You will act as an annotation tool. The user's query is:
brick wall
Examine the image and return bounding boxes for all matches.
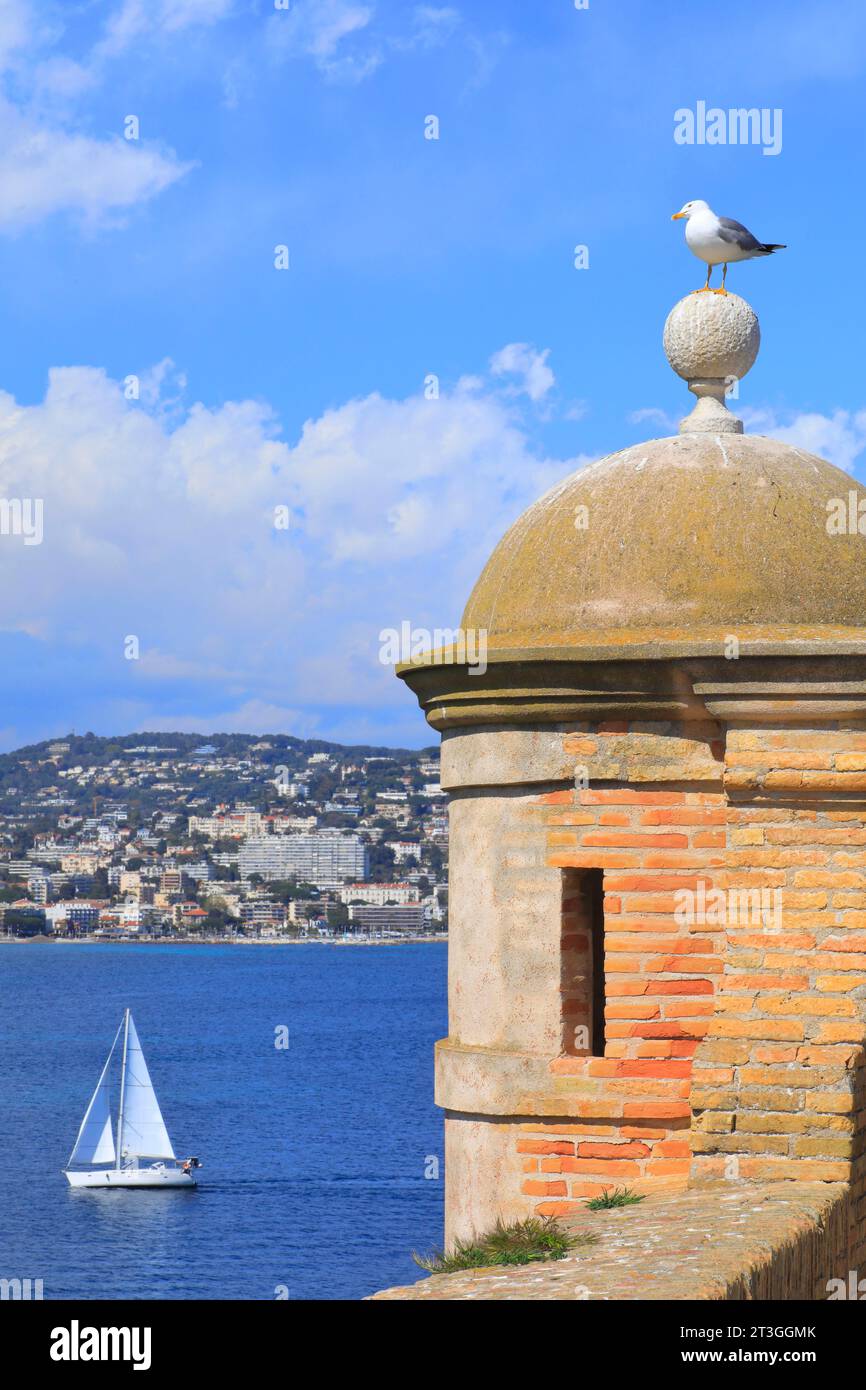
[517,719,725,1215]
[690,726,866,1268]
[513,720,866,1249]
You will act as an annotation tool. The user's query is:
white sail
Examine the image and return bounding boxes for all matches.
[119,1014,176,1160]
[67,1039,117,1167]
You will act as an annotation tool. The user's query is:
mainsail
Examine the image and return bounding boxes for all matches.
[119,1014,176,1160]
[67,1031,119,1167]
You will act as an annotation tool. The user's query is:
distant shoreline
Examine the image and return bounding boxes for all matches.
[0,934,447,947]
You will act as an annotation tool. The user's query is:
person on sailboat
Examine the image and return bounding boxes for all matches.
[181,1158,192,1175]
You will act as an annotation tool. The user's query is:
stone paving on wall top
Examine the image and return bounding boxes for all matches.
[370,1182,852,1301]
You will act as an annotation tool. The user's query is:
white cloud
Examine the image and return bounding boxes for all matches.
[489,343,555,402]
[0,351,586,728]
[284,375,574,566]
[390,6,461,51]
[0,2,194,232]
[297,0,373,58]
[0,98,191,230]
[0,0,33,71]
[628,406,677,432]
[31,56,96,101]
[742,406,866,474]
[99,0,236,57]
[267,0,379,81]
[138,699,318,737]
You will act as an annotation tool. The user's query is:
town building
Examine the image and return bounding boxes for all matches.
[348,904,426,934]
[239,900,287,929]
[45,902,101,933]
[238,834,368,887]
[338,882,420,906]
[390,841,422,863]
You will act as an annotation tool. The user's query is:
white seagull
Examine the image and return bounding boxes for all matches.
[671,199,786,294]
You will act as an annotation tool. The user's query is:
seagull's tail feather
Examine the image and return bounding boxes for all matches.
[759,243,786,254]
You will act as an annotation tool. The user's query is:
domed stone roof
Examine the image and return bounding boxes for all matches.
[461,292,866,658]
[462,430,866,653]
[399,291,866,733]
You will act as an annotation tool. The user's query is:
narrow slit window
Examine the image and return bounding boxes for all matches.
[561,867,605,1057]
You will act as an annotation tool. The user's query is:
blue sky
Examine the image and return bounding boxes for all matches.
[0,0,864,751]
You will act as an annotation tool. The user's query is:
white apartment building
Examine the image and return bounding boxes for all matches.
[270,815,318,833]
[272,778,309,799]
[238,834,368,888]
[239,900,287,928]
[188,810,264,839]
[339,882,420,906]
[390,842,422,863]
[61,852,104,874]
[27,875,50,904]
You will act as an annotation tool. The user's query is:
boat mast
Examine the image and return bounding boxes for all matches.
[116,1008,130,1170]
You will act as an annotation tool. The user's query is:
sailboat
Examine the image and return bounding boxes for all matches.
[64,1010,201,1188]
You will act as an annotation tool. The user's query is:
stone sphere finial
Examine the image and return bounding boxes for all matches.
[663,291,760,435]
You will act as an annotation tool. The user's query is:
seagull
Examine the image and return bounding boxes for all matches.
[671,199,786,294]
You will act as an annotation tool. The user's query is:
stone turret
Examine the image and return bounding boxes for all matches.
[398,293,866,1254]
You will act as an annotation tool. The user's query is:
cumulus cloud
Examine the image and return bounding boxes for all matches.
[0,1,195,232]
[0,349,588,736]
[138,699,319,738]
[489,343,555,402]
[742,406,866,473]
[284,381,569,564]
[0,98,192,230]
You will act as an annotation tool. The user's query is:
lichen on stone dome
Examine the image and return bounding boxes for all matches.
[461,291,866,660]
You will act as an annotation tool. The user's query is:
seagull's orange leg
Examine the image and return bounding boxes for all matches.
[693,264,713,293]
[713,264,729,295]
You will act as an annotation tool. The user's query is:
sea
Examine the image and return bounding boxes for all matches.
[0,941,447,1300]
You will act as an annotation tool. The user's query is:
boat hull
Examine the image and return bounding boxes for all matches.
[65,1168,196,1189]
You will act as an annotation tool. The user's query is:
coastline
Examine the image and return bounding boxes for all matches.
[0,933,447,947]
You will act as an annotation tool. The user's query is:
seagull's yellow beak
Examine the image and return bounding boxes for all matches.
[671,211,686,220]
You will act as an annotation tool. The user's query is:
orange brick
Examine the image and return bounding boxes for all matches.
[516,1140,575,1155]
[653,979,714,994]
[564,1159,642,1177]
[535,1201,581,1217]
[623,1101,691,1119]
[606,875,707,892]
[576,1142,650,1159]
[522,1179,567,1196]
[580,789,686,805]
[549,852,638,870]
[753,1046,798,1063]
[612,1060,692,1079]
[583,832,688,848]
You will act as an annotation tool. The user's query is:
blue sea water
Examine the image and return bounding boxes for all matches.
[0,942,446,1300]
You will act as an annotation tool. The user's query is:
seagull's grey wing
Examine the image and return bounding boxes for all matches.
[716,217,762,253]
